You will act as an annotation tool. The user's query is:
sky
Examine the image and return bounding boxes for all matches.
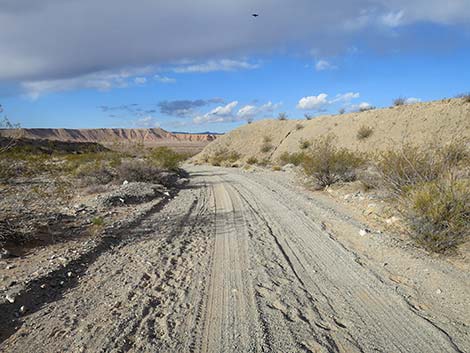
[0,0,469,133]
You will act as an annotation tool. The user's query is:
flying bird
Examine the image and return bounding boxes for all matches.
[252,13,259,17]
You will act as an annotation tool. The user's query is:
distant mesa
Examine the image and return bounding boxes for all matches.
[0,128,219,153]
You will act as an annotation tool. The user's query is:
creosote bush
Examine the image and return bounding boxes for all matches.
[209,148,240,166]
[148,146,185,171]
[301,135,364,188]
[116,160,164,183]
[406,179,469,253]
[299,139,311,150]
[246,156,258,165]
[393,97,406,106]
[357,125,373,140]
[456,93,470,103]
[376,139,470,252]
[279,151,305,166]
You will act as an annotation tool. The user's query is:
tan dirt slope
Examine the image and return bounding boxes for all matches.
[196,98,470,163]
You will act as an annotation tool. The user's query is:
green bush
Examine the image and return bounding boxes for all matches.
[148,147,185,170]
[209,148,240,166]
[377,141,468,197]
[299,139,311,150]
[246,156,258,165]
[279,151,305,166]
[260,143,273,153]
[405,179,470,252]
[357,125,373,140]
[301,135,364,188]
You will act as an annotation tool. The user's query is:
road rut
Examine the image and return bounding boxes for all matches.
[0,166,467,353]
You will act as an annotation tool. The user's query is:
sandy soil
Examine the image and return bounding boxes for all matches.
[1,166,468,353]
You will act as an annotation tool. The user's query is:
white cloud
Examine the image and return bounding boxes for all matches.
[381,10,405,27]
[134,77,147,85]
[405,97,421,104]
[134,116,160,128]
[154,74,176,84]
[297,94,329,111]
[297,92,362,112]
[1,0,469,89]
[237,101,282,120]
[330,92,360,103]
[193,101,239,124]
[21,67,152,99]
[172,59,260,74]
[315,60,337,71]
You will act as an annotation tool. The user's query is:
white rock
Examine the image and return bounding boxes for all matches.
[359,229,370,236]
[122,180,129,185]
[5,294,15,303]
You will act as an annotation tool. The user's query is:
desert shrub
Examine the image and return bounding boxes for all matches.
[148,147,185,170]
[393,97,406,106]
[301,135,364,188]
[299,139,311,150]
[376,141,468,197]
[296,123,304,130]
[116,160,163,183]
[246,156,258,165]
[260,143,273,153]
[263,135,272,143]
[359,105,376,112]
[357,125,373,140]
[76,162,115,185]
[210,148,240,166]
[257,157,270,167]
[405,179,470,252]
[279,151,305,166]
[304,114,313,120]
[278,112,288,121]
[456,93,470,103]
[272,165,282,171]
[339,108,346,115]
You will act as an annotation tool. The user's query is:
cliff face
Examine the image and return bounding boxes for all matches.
[0,128,218,146]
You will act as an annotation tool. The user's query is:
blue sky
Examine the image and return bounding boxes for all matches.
[0,1,469,133]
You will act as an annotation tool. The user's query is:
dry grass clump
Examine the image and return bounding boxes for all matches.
[209,148,240,166]
[260,143,273,153]
[296,123,304,130]
[279,151,305,166]
[456,92,470,103]
[299,139,311,150]
[261,136,273,153]
[393,97,406,106]
[359,105,376,112]
[301,135,365,188]
[246,156,258,165]
[405,179,469,252]
[148,146,186,171]
[375,139,470,252]
[357,125,373,140]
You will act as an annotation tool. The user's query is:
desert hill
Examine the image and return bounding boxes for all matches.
[196,98,470,163]
[0,128,219,153]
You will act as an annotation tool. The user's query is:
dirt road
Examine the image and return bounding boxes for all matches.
[1,166,468,353]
